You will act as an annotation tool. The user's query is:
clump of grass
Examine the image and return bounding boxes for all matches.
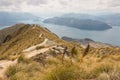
[96,67,120,80]
[43,64,86,80]
[87,63,114,79]
[108,70,120,80]
[49,50,57,57]
[36,46,45,50]
[71,47,79,56]
[9,72,28,80]
[6,64,23,78]
[17,55,31,64]
[6,62,42,80]
[94,64,113,74]
[46,57,59,65]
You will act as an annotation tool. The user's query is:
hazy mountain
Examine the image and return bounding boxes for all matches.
[62,13,99,20]
[62,36,112,48]
[98,13,120,26]
[61,13,120,26]
[44,17,112,31]
[0,12,39,27]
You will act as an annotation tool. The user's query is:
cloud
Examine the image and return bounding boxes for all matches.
[0,0,119,13]
[26,0,49,5]
[98,0,119,7]
[97,0,120,13]
[108,0,120,7]
[0,0,23,7]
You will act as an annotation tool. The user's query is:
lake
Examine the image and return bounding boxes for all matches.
[1,20,120,46]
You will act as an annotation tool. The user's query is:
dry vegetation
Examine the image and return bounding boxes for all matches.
[5,48,120,80]
[0,24,75,60]
[0,24,120,80]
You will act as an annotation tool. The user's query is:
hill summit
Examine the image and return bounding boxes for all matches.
[0,23,74,60]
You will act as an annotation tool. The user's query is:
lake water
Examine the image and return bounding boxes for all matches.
[1,20,120,46]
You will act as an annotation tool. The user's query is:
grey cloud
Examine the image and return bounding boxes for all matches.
[0,0,23,7]
[0,0,13,6]
[99,0,120,7]
[0,0,120,13]
[0,0,24,12]
[0,0,49,12]
[108,0,120,7]
[0,0,48,7]
[59,0,68,5]
[26,0,48,5]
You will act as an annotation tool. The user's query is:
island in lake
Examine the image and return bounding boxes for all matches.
[44,17,112,31]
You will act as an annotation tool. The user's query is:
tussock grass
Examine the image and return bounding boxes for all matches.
[6,64,23,78]
[43,64,83,80]
[5,52,120,80]
[1,24,120,80]
[17,54,31,63]
[6,62,42,80]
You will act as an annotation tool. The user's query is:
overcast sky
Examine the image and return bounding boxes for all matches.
[0,0,119,13]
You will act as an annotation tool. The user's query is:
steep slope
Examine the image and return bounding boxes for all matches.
[0,24,74,60]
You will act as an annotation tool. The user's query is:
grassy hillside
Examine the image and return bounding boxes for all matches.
[0,24,77,60]
[0,24,120,80]
[4,46,120,80]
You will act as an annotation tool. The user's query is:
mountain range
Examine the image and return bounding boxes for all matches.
[62,36,112,48]
[62,13,120,26]
[0,11,39,27]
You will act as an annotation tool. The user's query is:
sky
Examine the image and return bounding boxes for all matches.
[0,0,119,14]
